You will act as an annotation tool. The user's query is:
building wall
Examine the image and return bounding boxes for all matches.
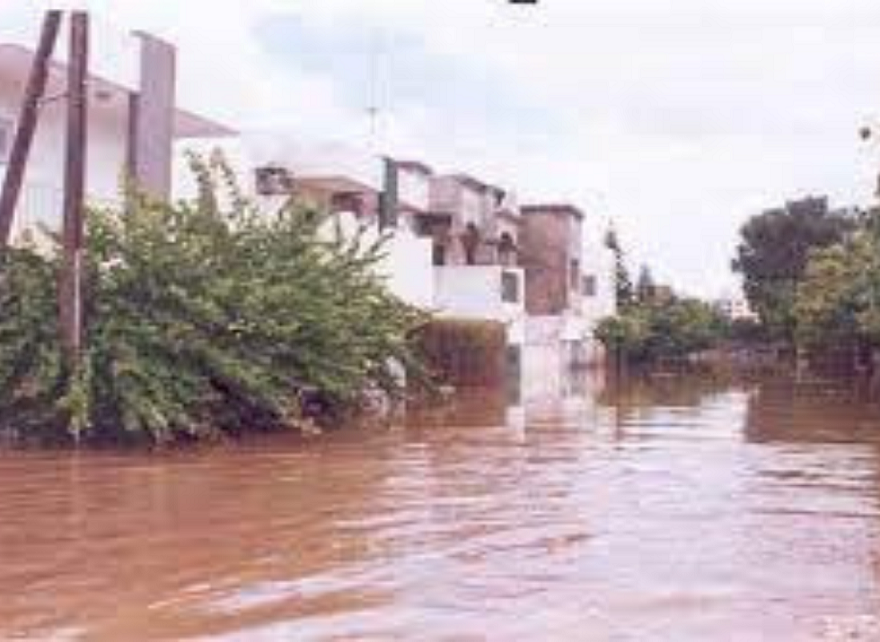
[580,235,617,325]
[520,211,574,315]
[718,296,757,321]
[429,176,485,230]
[396,166,431,212]
[382,230,435,309]
[577,237,616,365]
[434,265,525,345]
[323,211,435,310]
[0,89,128,238]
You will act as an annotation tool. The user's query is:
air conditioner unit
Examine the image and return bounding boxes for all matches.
[254,164,294,196]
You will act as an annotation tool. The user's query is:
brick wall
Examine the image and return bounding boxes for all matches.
[520,207,581,315]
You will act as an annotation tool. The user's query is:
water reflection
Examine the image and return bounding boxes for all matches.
[1,369,880,640]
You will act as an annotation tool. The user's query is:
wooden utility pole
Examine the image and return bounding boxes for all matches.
[59,11,89,367]
[0,10,62,250]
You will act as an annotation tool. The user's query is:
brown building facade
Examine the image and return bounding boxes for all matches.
[519,204,584,316]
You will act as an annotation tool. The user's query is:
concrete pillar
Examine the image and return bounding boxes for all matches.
[128,32,176,200]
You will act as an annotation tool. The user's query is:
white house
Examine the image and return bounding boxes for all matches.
[406,168,526,351]
[580,225,618,361]
[0,28,234,242]
[240,133,436,310]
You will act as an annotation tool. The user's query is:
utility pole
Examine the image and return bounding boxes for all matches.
[0,10,62,250]
[59,11,89,368]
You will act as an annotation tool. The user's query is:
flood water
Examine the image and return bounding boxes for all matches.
[2,371,880,641]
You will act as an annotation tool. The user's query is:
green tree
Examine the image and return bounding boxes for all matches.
[605,225,633,308]
[596,292,726,364]
[636,264,656,303]
[794,225,880,352]
[732,196,854,344]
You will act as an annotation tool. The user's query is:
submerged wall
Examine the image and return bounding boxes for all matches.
[414,318,508,387]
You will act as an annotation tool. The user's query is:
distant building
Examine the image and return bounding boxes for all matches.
[717,295,757,321]
[653,284,675,305]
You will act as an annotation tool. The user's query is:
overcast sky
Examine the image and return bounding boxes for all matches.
[7,0,880,296]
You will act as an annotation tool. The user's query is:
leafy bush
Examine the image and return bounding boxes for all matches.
[596,296,725,364]
[0,155,424,445]
[794,223,880,352]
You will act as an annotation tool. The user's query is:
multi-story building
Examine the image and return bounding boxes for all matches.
[393,166,526,353]
[244,138,437,309]
[240,138,615,379]
[244,144,616,369]
[517,204,590,376]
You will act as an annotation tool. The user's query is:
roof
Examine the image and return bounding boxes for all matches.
[0,44,236,139]
[521,203,585,221]
[448,172,491,193]
[246,134,383,194]
[394,159,433,176]
[496,209,523,225]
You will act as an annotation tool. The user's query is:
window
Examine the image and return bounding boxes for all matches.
[0,117,12,163]
[462,223,480,265]
[582,274,597,297]
[432,243,447,266]
[498,232,517,266]
[570,259,580,289]
[254,164,294,196]
[501,270,520,303]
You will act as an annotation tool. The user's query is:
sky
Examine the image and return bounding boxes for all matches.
[6,0,880,297]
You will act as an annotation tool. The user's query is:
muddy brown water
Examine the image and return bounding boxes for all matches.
[2,372,880,641]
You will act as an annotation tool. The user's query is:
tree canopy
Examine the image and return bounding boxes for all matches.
[732,196,854,344]
[605,225,633,308]
[596,283,726,364]
[794,210,880,354]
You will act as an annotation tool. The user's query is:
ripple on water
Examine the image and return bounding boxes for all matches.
[1,373,880,640]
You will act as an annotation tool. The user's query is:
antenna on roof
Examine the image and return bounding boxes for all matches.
[366,25,386,153]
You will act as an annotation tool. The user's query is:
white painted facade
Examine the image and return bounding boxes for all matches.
[396,165,431,213]
[579,232,618,363]
[238,138,535,343]
[0,38,233,242]
[326,210,436,310]
[241,135,439,310]
[383,230,436,309]
[433,265,525,345]
[0,74,128,237]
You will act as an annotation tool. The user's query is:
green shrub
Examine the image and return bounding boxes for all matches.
[0,154,424,445]
[596,297,726,364]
